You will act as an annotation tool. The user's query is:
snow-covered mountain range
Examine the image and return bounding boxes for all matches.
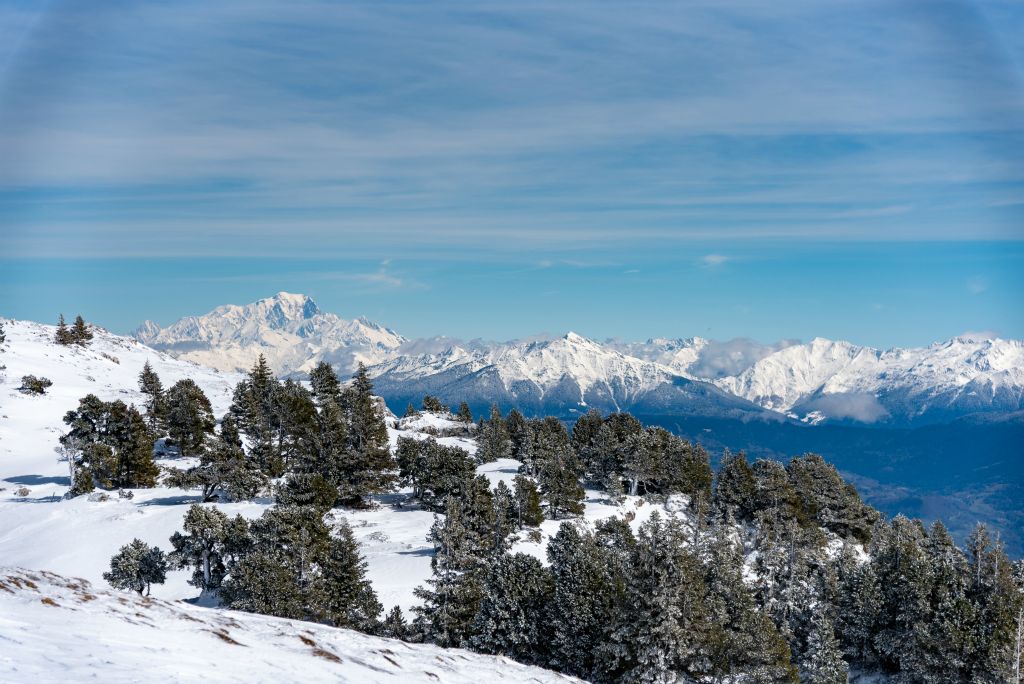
[134,292,405,377]
[131,293,1024,426]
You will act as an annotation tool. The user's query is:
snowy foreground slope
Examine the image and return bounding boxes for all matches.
[0,567,580,684]
[0,318,661,620]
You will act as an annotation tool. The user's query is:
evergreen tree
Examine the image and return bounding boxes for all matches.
[315,518,382,631]
[477,405,512,464]
[60,395,158,491]
[169,504,235,592]
[607,513,716,682]
[835,545,883,668]
[966,524,1023,683]
[537,442,585,519]
[751,458,805,526]
[714,450,756,520]
[788,453,877,543]
[505,408,533,464]
[469,552,554,663]
[165,414,267,501]
[104,539,168,596]
[491,480,517,553]
[230,355,283,476]
[381,605,409,640]
[403,402,418,418]
[164,379,216,458]
[19,374,52,395]
[570,408,605,479]
[456,401,473,423]
[340,363,396,506]
[422,395,448,413]
[220,505,382,631]
[547,522,628,680]
[0,319,6,347]
[54,314,74,345]
[137,361,166,433]
[71,314,93,345]
[801,610,848,683]
[918,520,976,682]
[412,438,476,511]
[512,475,544,527]
[413,497,486,647]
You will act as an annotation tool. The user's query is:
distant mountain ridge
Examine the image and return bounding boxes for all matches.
[133,293,1024,426]
[135,292,406,377]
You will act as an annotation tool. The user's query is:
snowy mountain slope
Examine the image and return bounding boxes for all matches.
[0,318,655,615]
[0,567,581,684]
[714,336,1024,424]
[369,332,774,420]
[0,319,243,479]
[134,292,405,376]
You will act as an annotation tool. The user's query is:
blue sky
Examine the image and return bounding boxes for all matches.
[1,1,1022,346]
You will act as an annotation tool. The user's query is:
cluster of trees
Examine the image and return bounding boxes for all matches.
[55,314,93,346]
[90,371,1023,683]
[62,356,398,508]
[0,319,6,346]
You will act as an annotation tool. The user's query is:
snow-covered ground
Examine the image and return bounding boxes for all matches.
[0,318,667,615]
[0,566,581,683]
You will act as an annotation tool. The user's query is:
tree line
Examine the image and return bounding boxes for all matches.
[79,360,1024,683]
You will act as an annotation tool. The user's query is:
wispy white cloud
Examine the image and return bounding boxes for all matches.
[702,254,730,267]
[967,276,989,295]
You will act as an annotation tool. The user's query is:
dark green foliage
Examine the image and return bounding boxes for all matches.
[456,401,473,423]
[422,395,448,413]
[61,394,158,491]
[137,361,166,433]
[19,374,52,395]
[413,497,488,647]
[165,415,267,501]
[71,314,93,345]
[219,506,381,631]
[714,449,756,520]
[168,504,251,592]
[403,402,418,418]
[402,437,476,511]
[104,539,167,596]
[537,440,585,519]
[54,314,74,345]
[230,354,284,476]
[787,453,878,543]
[164,379,216,458]
[505,408,533,463]
[340,364,396,506]
[0,319,6,346]
[476,405,511,464]
[512,475,544,527]
[801,610,848,683]
[470,553,554,662]
[381,605,409,640]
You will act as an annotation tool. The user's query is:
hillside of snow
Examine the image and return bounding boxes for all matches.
[134,292,406,376]
[0,567,581,683]
[0,318,663,614]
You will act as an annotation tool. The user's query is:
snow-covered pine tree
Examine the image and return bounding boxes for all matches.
[137,360,166,433]
[801,609,848,683]
[469,552,553,662]
[505,408,533,464]
[164,379,216,459]
[230,354,283,477]
[104,539,168,596]
[412,497,486,647]
[314,518,382,631]
[340,363,396,507]
[477,404,511,464]
[169,504,232,592]
[71,314,93,345]
[456,401,473,423]
[381,605,409,640]
[54,313,74,345]
[512,474,544,527]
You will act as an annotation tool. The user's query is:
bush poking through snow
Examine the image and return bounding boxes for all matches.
[19,374,52,395]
